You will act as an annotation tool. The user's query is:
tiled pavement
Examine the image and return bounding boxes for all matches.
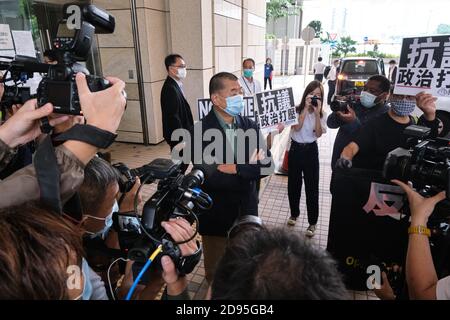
[107,77,379,300]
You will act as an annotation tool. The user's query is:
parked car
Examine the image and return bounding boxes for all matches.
[335,57,385,97]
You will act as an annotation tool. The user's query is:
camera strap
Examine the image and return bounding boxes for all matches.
[53,124,117,149]
[34,124,118,214]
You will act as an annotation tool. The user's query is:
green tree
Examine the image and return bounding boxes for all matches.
[436,24,450,35]
[266,0,300,21]
[308,20,322,38]
[334,36,357,57]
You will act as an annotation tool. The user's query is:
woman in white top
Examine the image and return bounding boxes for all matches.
[287,81,327,237]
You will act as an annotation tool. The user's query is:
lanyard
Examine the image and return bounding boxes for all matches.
[242,76,255,95]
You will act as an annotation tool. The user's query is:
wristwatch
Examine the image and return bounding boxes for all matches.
[408,225,431,237]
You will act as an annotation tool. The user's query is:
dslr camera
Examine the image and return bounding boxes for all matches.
[113,158,212,276]
[330,88,359,113]
[0,3,115,115]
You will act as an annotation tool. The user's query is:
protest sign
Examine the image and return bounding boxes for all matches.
[394,35,450,97]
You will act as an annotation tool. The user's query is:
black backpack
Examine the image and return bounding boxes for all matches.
[324,65,331,79]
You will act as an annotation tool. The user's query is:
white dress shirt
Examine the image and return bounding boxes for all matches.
[290,110,327,143]
[239,76,262,96]
[313,62,326,75]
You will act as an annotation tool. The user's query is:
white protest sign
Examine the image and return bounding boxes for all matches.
[394,35,450,98]
[12,30,36,58]
[0,24,14,50]
[255,87,298,133]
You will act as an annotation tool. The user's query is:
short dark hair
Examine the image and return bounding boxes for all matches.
[368,75,391,93]
[212,227,349,300]
[389,60,396,64]
[0,203,84,299]
[43,49,57,62]
[243,58,255,67]
[209,72,238,96]
[318,57,323,62]
[164,54,183,71]
[79,157,120,216]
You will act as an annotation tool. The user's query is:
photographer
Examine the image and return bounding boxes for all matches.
[392,179,449,300]
[0,203,198,300]
[0,73,126,208]
[287,80,327,237]
[327,75,390,170]
[337,92,439,171]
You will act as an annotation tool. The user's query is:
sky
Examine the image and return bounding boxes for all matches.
[302,0,450,43]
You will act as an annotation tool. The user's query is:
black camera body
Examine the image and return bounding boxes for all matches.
[330,88,359,112]
[383,125,450,201]
[113,158,212,276]
[0,4,115,115]
[311,95,321,107]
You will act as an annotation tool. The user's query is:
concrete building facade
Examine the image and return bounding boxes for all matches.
[93,0,267,144]
[0,0,266,144]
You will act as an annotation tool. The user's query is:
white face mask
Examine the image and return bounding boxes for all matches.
[84,200,118,240]
[177,68,187,79]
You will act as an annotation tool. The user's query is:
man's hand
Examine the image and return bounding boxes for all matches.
[119,177,142,212]
[335,157,352,169]
[250,148,266,163]
[217,164,237,174]
[75,73,126,133]
[160,218,198,295]
[0,99,69,148]
[392,179,446,225]
[337,106,356,123]
[416,92,437,121]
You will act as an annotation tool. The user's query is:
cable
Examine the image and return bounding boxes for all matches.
[133,173,161,245]
[125,244,162,300]
[107,257,129,300]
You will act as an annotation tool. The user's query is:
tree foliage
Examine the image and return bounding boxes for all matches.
[308,20,322,38]
[266,0,300,21]
[334,36,357,57]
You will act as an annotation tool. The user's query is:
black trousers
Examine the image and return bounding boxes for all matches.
[264,77,272,90]
[327,80,336,105]
[287,140,319,225]
[314,74,324,82]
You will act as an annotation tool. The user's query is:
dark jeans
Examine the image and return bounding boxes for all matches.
[314,74,324,82]
[287,140,319,225]
[327,80,336,105]
[264,77,272,90]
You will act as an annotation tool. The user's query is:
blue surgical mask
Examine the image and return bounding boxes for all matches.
[390,99,416,116]
[243,69,254,78]
[85,200,118,240]
[74,258,93,300]
[224,95,244,117]
[360,91,377,108]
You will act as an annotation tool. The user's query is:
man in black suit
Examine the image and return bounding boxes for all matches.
[187,72,274,284]
[161,54,194,150]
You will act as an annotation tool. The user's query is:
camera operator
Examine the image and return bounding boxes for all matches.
[337,92,439,171]
[0,73,127,208]
[392,179,449,300]
[0,203,199,300]
[78,157,141,287]
[327,75,390,170]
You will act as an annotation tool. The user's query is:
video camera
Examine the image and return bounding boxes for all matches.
[0,3,115,115]
[112,158,212,276]
[383,125,450,203]
[330,88,359,113]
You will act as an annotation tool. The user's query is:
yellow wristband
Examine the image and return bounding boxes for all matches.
[408,225,431,237]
